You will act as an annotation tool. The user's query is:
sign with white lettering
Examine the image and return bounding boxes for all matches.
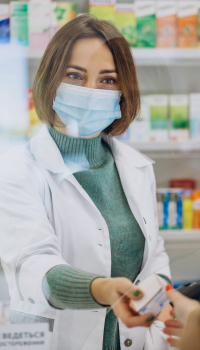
[0,324,50,350]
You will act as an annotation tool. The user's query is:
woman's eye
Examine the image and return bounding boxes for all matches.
[67,73,82,80]
[102,78,115,84]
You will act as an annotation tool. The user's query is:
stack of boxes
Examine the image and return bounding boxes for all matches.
[178,0,198,48]
[134,0,156,48]
[156,1,178,48]
[0,1,77,49]
[0,4,9,44]
[89,0,115,24]
[121,93,200,143]
[1,1,200,48]
[157,185,200,230]
[89,0,200,48]
[114,4,137,47]
[51,2,77,37]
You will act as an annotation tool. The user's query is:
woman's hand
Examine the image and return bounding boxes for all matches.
[91,277,156,328]
[163,287,200,347]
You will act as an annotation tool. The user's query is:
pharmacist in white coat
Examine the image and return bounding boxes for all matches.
[0,15,172,350]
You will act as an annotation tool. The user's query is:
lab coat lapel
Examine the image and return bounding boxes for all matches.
[30,124,103,210]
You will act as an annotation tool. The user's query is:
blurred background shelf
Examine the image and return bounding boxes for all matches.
[28,48,200,66]
[1,138,199,157]
[124,140,200,159]
[125,139,200,151]
[131,48,200,66]
[160,229,200,242]
[159,230,200,283]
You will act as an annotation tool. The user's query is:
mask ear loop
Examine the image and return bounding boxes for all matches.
[119,92,124,103]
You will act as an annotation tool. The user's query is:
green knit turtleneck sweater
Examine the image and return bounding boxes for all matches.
[42,127,146,350]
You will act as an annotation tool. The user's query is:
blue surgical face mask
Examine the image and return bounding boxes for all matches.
[52,83,122,137]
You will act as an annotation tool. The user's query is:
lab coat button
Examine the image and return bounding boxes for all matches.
[135,280,140,285]
[28,298,35,304]
[124,339,132,347]
[149,235,152,241]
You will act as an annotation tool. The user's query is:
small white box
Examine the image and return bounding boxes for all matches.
[149,95,169,142]
[189,93,200,138]
[132,273,169,316]
[130,96,150,142]
[169,94,189,141]
[29,1,51,49]
[135,0,155,18]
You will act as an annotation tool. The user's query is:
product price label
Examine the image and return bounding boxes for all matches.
[0,324,50,350]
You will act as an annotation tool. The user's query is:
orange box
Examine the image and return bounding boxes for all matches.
[178,1,198,48]
[157,1,178,48]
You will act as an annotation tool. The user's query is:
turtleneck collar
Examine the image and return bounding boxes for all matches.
[48,126,109,169]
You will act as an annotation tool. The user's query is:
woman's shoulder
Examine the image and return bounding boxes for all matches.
[0,141,45,188]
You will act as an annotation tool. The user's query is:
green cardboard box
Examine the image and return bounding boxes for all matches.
[135,0,156,48]
[10,2,29,46]
[89,0,115,25]
[169,95,189,141]
[114,4,137,47]
[149,95,169,142]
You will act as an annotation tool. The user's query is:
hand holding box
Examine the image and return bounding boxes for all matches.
[132,273,169,316]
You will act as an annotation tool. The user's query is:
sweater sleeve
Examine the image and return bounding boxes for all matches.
[158,274,172,285]
[42,264,106,310]
[178,309,200,350]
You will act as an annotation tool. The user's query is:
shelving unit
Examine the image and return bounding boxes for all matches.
[160,229,200,242]
[131,48,200,66]
[160,230,200,282]
[126,139,200,152]
[28,48,200,65]
[124,139,200,159]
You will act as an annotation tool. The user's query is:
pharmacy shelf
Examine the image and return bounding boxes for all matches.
[131,48,200,66]
[125,139,200,151]
[160,230,200,273]
[160,230,200,242]
[124,139,200,158]
[0,138,200,158]
[27,48,200,66]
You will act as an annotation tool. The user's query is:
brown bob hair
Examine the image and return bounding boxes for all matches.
[33,14,140,136]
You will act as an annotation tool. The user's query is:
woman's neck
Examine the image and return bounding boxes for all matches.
[53,124,101,140]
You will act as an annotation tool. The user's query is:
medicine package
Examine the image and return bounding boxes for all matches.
[132,273,169,316]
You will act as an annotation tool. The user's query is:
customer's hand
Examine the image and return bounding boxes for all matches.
[165,287,200,324]
[163,286,200,347]
[91,277,156,328]
[156,303,174,323]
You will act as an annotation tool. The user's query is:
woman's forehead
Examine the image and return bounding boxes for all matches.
[68,38,116,69]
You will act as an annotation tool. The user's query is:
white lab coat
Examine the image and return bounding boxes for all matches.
[0,125,170,350]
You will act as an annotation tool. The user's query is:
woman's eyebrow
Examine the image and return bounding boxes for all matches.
[99,69,117,74]
[67,65,117,75]
[67,65,87,72]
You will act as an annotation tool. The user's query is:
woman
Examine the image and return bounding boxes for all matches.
[0,15,172,350]
[164,287,200,350]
